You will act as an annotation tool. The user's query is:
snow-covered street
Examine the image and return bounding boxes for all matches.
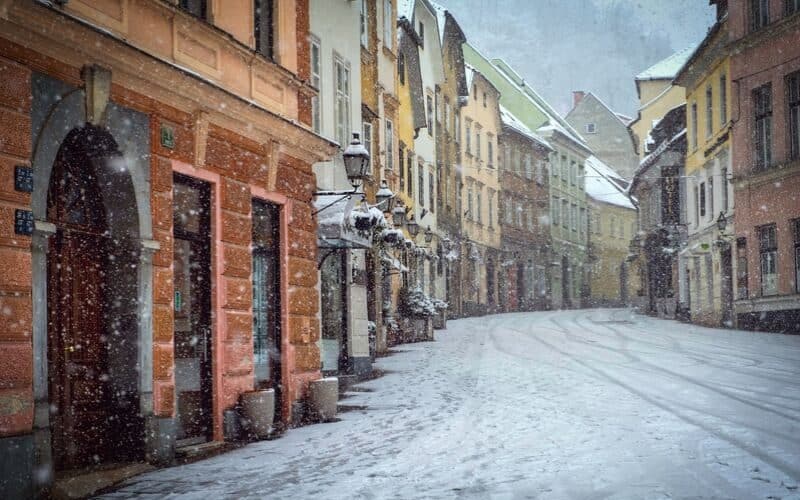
[103,310,800,499]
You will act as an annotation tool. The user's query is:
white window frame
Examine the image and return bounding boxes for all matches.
[334,53,351,148]
[383,0,393,50]
[360,0,369,48]
[385,119,394,170]
[310,35,322,134]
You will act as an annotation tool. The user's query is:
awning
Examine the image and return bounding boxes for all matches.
[314,194,371,249]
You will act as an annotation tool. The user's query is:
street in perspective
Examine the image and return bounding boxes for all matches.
[0,0,799,499]
[102,310,800,499]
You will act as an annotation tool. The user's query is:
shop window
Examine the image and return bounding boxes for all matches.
[758,224,778,295]
[252,200,281,389]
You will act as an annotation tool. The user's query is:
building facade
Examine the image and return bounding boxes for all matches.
[726,0,800,333]
[459,65,501,316]
[498,106,553,312]
[674,10,734,327]
[0,0,333,496]
[584,156,637,307]
[566,92,639,179]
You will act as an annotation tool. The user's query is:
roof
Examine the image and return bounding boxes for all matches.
[636,44,698,81]
[427,0,449,43]
[584,156,635,209]
[499,105,552,149]
[566,91,632,131]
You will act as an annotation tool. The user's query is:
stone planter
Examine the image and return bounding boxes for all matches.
[240,389,275,439]
[309,377,338,422]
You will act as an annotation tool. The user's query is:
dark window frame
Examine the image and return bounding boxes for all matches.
[788,71,800,160]
[758,223,778,296]
[750,0,770,31]
[254,0,275,60]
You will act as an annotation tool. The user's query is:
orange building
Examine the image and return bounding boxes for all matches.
[0,1,333,496]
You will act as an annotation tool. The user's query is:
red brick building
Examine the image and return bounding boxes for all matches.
[725,0,800,332]
[0,1,333,496]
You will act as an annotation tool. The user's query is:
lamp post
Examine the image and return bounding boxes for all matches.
[392,204,406,227]
[406,216,420,238]
[343,132,370,189]
[424,226,433,244]
[375,179,395,214]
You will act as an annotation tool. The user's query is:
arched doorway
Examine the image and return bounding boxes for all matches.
[46,125,142,470]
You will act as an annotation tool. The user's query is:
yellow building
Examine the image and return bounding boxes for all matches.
[674,18,734,327]
[460,65,502,314]
[585,156,638,306]
[630,46,695,160]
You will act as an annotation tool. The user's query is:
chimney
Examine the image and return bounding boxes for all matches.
[572,91,585,108]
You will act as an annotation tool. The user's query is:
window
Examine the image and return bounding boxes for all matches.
[488,191,494,228]
[570,160,577,186]
[483,92,487,108]
[516,200,523,228]
[254,0,275,59]
[454,112,460,144]
[418,21,425,48]
[720,74,728,125]
[473,84,477,99]
[426,95,434,135]
[467,185,473,220]
[561,199,568,229]
[571,203,577,232]
[418,163,425,206]
[383,0,393,49]
[475,130,481,160]
[552,196,559,226]
[406,151,414,197]
[487,137,494,168]
[737,237,749,299]
[708,177,714,219]
[580,207,586,237]
[251,199,280,387]
[444,99,450,135]
[429,172,435,214]
[398,144,405,191]
[310,36,321,134]
[398,53,405,85]
[706,85,713,138]
[721,167,729,212]
[691,101,698,150]
[384,119,393,170]
[610,216,616,237]
[693,185,700,226]
[476,189,482,224]
[759,224,778,295]
[788,71,800,160]
[535,160,544,185]
[751,0,770,31]
[699,181,707,218]
[334,55,351,148]
[465,121,471,154]
[435,92,441,124]
[360,0,368,48]
[753,84,772,169]
[524,154,532,179]
[586,123,596,134]
[788,0,800,15]
[180,0,206,19]
[794,219,800,292]
[561,155,568,182]
[363,122,373,164]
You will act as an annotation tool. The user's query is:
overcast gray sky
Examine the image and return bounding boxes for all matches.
[435,0,716,117]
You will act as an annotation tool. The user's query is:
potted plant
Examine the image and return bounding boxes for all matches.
[240,388,275,440]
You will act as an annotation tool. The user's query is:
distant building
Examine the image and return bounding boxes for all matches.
[629,46,695,160]
[585,156,638,307]
[498,106,554,312]
[630,105,688,319]
[566,92,639,179]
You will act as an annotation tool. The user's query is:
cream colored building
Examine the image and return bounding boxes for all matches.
[460,65,502,314]
[629,46,695,160]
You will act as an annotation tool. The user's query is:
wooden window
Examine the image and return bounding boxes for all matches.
[360,0,368,48]
[753,84,772,169]
[705,85,713,138]
[737,237,748,299]
[254,0,275,60]
[719,74,727,125]
[385,119,394,170]
[334,55,351,147]
[418,21,425,48]
[406,150,414,197]
[429,172,435,214]
[398,144,405,192]
[708,176,714,220]
[699,181,706,218]
[794,219,800,292]
[179,0,206,19]
[426,95,434,136]
[363,122,373,164]
[398,53,405,85]
[418,163,425,206]
[750,0,770,31]
[310,35,321,134]
[383,0,393,49]
[788,71,800,160]
[758,224,778,295]
[787,0,800,15]
[721,167,729,212]
[690,101,698,150]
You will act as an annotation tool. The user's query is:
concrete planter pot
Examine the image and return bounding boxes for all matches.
[240,389,275,439]
[309,377,338,422]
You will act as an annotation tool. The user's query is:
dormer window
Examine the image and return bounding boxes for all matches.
[586,123,596,134]
[418,21,425,48]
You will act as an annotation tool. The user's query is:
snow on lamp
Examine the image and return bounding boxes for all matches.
[343,132,370,189]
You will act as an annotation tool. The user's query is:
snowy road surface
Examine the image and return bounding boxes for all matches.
[103,309,800,499]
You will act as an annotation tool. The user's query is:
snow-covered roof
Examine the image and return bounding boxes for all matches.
[500,105,551,149]
[584,156,635,209]
[636,44,698,81]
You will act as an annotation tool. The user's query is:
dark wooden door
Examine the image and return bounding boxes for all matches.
[48,231,111,469]
[173,175,213,444]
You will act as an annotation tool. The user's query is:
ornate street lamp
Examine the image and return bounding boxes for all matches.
[716,211,728,233]
[342,132,370,189]
[406,216,420,237]
[375,179,395,214]
[392,204,406,227]
[424,226,433,244]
